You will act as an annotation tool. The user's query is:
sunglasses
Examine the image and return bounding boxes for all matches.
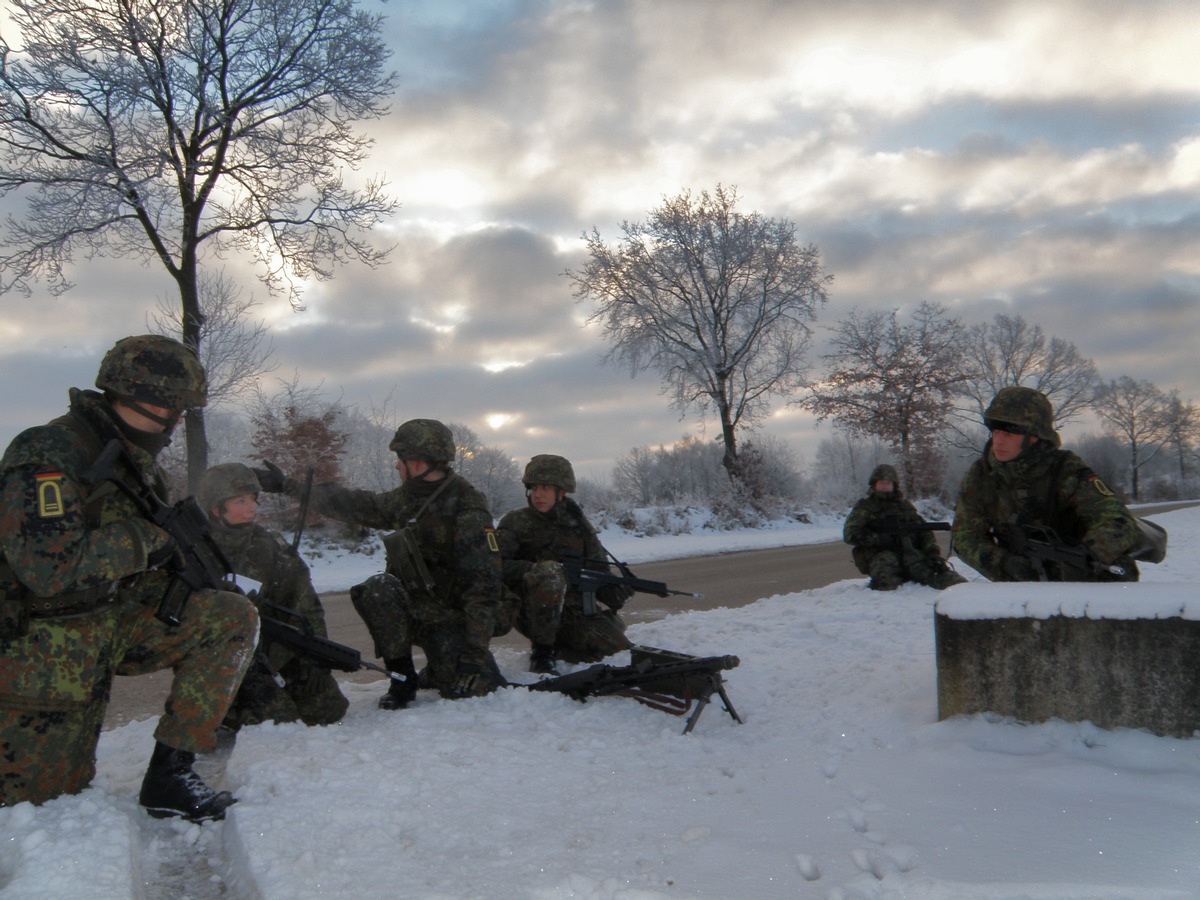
[985,420,1029,437]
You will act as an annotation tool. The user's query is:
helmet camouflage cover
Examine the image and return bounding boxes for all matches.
[869,464,899,488]
[197,463,261,516]
[984,386,1061,448]
[96,334,207,409]
[389,418,455,464]
[523,454,576,493]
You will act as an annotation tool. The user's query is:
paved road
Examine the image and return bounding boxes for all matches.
[103,537,865,729]
[104,500,1190,730]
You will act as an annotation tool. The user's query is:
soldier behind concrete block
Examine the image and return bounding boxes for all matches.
[255,418,508,709]
[843,464,967,591]
[0,335,258,822]
[197,463,349,729]
[952,386,1143,582]
[496,454,632,675]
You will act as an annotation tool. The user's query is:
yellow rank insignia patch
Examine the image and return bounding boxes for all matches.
[1088,476,1114,497]
[485,527,499,553]
[36,472,66,518]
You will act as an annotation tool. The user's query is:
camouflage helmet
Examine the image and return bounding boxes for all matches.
[96,334,207,410]
[869,464,900,488]
[984,386,1061,448]
[389,418,455,464]
[197,463,261,516]
[523,454,576,493]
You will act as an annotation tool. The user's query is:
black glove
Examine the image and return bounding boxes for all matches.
[852,529,885,549]
[1001,553,1038,581]
[252,460,288,493]
[288,663,332,698]
[146,532,179,570]
[450,661,483,698]
[597,582,633,611]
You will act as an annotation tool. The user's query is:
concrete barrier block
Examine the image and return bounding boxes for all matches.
[935,583,1200,737]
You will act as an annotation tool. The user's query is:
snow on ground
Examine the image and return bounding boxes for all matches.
[1,505,1197,899]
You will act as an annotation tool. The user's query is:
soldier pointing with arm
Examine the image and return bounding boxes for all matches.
[256,418,509,708]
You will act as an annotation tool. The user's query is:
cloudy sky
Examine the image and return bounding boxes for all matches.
[2,0,1199,481]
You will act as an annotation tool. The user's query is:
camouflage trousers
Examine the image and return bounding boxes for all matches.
[223,659,349,730]
[349,574,504,697]
[853,546,965,591]
[0,588,257,807]
[511,561,630,663]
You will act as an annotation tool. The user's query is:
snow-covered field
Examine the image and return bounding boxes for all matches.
[1,505,1197,899]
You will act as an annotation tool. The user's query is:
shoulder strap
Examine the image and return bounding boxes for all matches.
[408,472,458,524]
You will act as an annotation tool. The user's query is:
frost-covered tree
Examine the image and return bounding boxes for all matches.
[570,184,830,479]
[951,313,1098,449]
[803,302,968,495]
[0,0,396,485]
[1093,376,1175,501]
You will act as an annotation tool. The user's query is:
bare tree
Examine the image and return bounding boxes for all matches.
[247,374,348,529]
[0,0,397,486]
[811,429,892,506]
[1158,391,1199,498]
[803,302,969,495]
[951,313,1098,448]
[149,269,276,410]
[450,423,524,517]
[1093,376,1174,501]
[569,184,831,478]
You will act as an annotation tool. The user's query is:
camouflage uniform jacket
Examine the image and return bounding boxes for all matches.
[953,441,1141,581]
[496,498,608,596]
[209,520,329,659]
[303,471,502,654]
[0,388,170,607]
[843,490,940,558]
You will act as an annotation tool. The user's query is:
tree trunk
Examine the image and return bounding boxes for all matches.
[184,408,209,494]
[719,412,738,478]
[176,263,209,492]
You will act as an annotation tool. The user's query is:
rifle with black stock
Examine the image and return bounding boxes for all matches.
[999,521,1128,581]
[527,645,743,734]
[254,600,404,682]
[560,549,703,616]
[85,439,231,626]
[251,472,406,685]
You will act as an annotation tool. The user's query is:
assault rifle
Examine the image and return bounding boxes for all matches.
[999,522,1128,581]
[527,645,742,734]
[561,550,702,616]
[85,439,231,626]
[256,601,404,682]
[874,518,950,535]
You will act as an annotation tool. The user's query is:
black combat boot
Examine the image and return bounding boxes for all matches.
[378,657,419,710]
[529,643,560,676]
[139,741,237,823]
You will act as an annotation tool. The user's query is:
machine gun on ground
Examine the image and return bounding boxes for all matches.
[527,646,742,734]
[561,550,703,616]
[85,439,231,626]
[999,522,1128,581]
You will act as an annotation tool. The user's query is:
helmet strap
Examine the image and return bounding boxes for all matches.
[123,399,181,432]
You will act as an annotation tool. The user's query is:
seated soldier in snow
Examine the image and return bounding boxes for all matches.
[496,455,632,675]
[198,463,348,728]
[843,464,966,592]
